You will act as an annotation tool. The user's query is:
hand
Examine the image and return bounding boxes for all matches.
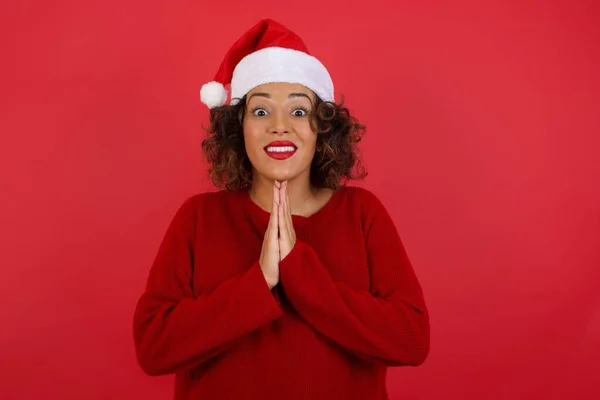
[278,181,297,260]
[259,182,281,290]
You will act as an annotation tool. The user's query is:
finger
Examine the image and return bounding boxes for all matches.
[285,183,291,216]
[278,190,286,232]
[280,181,286,211]
[283,183,290,219]
[274,181,281,205]
[278,190,288,244]
[269,184,279,237]
[282,185,295,243]
[283,183,293,230]
[269,199,278,231]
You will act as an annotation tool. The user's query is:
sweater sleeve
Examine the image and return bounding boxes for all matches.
[133,196,283,376]
[279,194,430,367]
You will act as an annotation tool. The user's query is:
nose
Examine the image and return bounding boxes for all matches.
[269,110,290,135]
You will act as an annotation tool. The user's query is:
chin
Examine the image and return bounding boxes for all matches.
[265,170,297,182]
[256,164,302,182]
[252,154,312,183]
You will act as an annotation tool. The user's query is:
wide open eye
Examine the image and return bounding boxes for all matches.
[291,107,309,117]
[251,108,269,117]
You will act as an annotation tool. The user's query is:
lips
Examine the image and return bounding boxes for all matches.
[264,140,297,160]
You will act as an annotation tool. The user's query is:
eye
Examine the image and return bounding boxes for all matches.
[292,108,309,117]
[251,108,268,117]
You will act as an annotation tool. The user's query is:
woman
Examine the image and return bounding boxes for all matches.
[133,18,429,400]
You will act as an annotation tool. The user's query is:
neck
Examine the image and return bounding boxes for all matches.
[249,173,315,215]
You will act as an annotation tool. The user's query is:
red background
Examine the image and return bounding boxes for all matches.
[1,1,599,399]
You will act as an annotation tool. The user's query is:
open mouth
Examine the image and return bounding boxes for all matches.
[264,141,297,160]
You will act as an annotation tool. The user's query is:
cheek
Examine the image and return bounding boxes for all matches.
[242,124,263,153]
[296,124,318,155]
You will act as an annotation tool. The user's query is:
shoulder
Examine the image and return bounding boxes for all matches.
[337,186,402,240]
[339,185,387,213]
[177,189,241,216]
[165,189,242,234]
[336,185,396,229]
[182,189,231,206]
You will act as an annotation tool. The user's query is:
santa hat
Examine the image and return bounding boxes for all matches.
[200,19,334,108]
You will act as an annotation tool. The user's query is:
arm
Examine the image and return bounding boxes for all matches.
[279,194,430,366]
[133,197,282,376]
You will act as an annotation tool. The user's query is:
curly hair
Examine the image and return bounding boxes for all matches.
[201,94,367,191]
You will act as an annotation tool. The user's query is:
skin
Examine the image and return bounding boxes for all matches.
[243,82,333,289]
[260,180,296,289]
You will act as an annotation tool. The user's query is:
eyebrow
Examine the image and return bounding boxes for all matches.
[289,92,311,100]
[248,92,270,100]
[248,92,312,101]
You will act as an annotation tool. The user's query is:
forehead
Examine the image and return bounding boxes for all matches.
[247,82,314,97]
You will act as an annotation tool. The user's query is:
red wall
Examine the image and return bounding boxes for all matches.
[1,1,599,399]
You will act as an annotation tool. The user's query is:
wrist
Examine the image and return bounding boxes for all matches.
[264,274,278,290]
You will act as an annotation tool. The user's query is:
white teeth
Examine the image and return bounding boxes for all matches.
[266,146,296,152]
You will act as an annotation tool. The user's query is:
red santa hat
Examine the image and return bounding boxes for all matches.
[200,19,334,108]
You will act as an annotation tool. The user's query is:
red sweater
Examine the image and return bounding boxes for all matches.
[133,186,430,399]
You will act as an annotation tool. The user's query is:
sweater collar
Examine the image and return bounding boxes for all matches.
[235,187,344,229]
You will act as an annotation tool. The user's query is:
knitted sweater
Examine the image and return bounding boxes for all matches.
[133,186,430,399]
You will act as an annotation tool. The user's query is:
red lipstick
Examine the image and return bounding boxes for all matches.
[264,141,297,160]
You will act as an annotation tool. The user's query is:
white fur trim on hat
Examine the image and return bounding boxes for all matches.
[230,47,334,103]
[200,81,228,108]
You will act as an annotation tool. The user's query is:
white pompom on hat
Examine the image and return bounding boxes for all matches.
[200,81,228,109]
[199,19,334,108]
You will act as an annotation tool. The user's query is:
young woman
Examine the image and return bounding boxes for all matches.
[133,18,430,400]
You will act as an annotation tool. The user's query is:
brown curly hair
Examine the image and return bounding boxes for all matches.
[201,94,367,191]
